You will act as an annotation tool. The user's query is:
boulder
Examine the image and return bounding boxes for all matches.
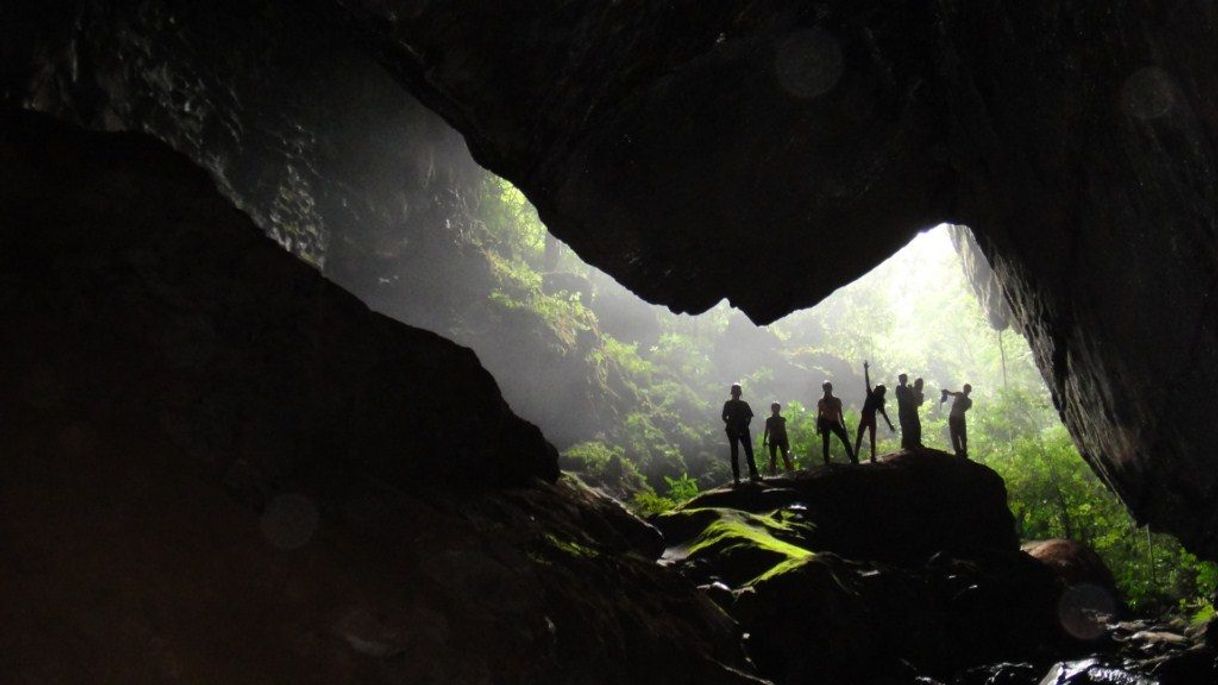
[653,452,1083,683]
[680,450,1019,565]
[733,550,1065,684]
[1022,539,1119,596]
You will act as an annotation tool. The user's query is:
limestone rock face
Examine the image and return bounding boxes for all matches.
[0,111,761,684]
[5,0,1214,561]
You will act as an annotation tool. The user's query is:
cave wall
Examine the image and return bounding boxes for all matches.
[0,0,650,449]
[340,0,1218,559]
[937,2,1218,556]
[4,0,1218,559]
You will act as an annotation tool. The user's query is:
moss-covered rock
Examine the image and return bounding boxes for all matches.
[650,453,1079,683]
[656,508,814,586]
[680,450,1019,565]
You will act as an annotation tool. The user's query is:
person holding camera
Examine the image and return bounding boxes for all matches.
[941,384,974,458]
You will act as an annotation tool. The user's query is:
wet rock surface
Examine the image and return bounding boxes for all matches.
[0,111,762,684]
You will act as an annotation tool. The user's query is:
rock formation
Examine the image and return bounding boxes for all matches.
[652,450,1106,683]
[0,110,762,684]
[3,0,1215,561]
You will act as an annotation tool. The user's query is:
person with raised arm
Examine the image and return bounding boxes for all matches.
[817,381,857,465]
[854,361,895,463]
[722,383,761,484]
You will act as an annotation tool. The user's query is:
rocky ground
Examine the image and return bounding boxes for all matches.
[645,451,1218,684]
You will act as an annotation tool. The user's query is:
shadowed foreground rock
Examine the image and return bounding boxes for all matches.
[0,110,761,684]
[664,450,1020,565]
[652,451,1102,683]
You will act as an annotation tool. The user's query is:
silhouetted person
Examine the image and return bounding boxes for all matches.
[817,381,856,465]
[722,383,760,484]
[763,402,795,475]
[911,378,926,447]
[941,384,973,458]
[854,361,895,463]
[895,373,918,449]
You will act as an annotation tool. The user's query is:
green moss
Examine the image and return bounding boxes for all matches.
[750,556,817,584]
[544,533,600,559]
[667,508,814,586]
[686,511,813,560]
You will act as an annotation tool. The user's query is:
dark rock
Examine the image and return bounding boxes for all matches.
[1023,540,1120,601]
[698,581,736,611]
[675,480,804,514]
[680,450,1019,564]
[1152,647,1218,685]
[0,110,763,684]
[654,453,1080,682]
[549,475,666,560]
[733,551,1065,684]
[953,662,1040,685]
[1037,657,1158,685]
[949,224,1014,332]
[7,0,1218,563]
[1023,539,1125,640]
[0,108,555,490]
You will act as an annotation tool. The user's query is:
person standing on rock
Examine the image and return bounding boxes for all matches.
[763,402,795,475]
[817,381,856,465]
[854,361,895,463]
[895,374,919,449]
[722,383,761,484]
[941,384,973,458]
[911,378,926,447]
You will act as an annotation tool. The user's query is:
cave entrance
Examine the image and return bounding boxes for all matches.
[341,168,1213,613]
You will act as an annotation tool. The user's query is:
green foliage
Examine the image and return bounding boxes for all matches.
[485,250,596,348]
[478,178,547,262]
[560,441,649,498]
[630,490,677,517]
[974,391,1218,611]
[664,473,700,503]
[626,472,701,517]
[601,335,653,379]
